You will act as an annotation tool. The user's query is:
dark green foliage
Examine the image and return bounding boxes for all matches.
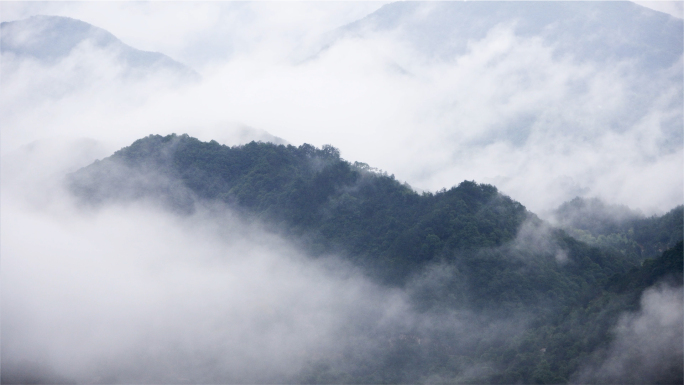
[502,242,682,384]
[554,197,683,261]
[631,207,684,256]
[70,134,529,284]
[606,241,683,298]
[68,134,683,384]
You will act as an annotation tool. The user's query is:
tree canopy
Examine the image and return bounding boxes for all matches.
[68,134,683,384]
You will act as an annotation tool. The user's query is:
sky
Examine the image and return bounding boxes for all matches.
[1,1,682,215]
[1,2,682,383]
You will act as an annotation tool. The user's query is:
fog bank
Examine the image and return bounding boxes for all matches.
[574,284,684,384]
[1,179,409,383]
[1,2,681,214]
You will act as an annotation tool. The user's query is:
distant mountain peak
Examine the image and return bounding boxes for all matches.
[1,14,200,80]
[1,15,118,61]
[323,1,683,69]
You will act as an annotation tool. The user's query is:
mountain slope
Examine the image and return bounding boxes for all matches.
[1,15,199,80]
[69,134,635,305]
[65,133,682,383]
[69,134,529,283]
[299,1,684,215]
[329,1,683,69]
[67,134,682,383]
[553,197,684,261]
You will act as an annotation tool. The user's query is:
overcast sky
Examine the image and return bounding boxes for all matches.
[635,0,683,18]
[1,1,682,215]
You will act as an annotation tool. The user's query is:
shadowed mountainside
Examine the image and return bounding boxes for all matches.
[64,133,683,384]
[553,197,683,261]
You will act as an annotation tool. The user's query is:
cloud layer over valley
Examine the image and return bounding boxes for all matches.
[2,168,405,383]
[1,2,682,383]
[1,148,531,384]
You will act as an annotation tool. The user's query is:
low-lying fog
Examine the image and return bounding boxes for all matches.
[1,2,682,383]
[2,152,403,383]
[2,149,537,384]
[2,132,681,384]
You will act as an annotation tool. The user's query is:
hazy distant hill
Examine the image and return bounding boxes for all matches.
[327,1,683,69]
[3,4,682,384]
[306,1,684,199]
[1,15,199,81]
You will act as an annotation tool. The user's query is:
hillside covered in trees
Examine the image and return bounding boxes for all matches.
[552,197,683,262]
[66,134,683,384]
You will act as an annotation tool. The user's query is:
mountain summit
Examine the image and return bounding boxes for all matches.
[1,15,199,80]
[64,133,683,383]
[329,1,683,69]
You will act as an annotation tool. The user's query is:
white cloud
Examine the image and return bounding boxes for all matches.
[1,2,680,214]
[0,2,388,70]
[2,3,681,383]
[634,1,683,19]
[0,144,531,384]
[0,178,411,383]
[575,283,684,384]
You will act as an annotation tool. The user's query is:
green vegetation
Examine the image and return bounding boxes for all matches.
[69,134,683,384]
[554,197,683,261]
[71,134,530,284]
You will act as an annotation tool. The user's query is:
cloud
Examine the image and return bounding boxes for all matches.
[573,283,684,384]
[2,4,681,383]
[0,171,410,383]
[1,145,538,384]
[0,2,681,213]
[0,2,388,71]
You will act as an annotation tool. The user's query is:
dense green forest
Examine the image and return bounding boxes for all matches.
[69,134,683,384]
[552,197,683,262]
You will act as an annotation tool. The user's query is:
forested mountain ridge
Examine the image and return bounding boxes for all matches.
[67,134,683,384]
[70,134,632,292]
[552,197,683,262]
[489,241,683,385]
[70,133,531,283]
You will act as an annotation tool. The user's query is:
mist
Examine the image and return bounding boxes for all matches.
[1,1,682,214]
[1,164,404,383]
[1,145,535,384]
[1,2,682,383]
[574,284,684,384]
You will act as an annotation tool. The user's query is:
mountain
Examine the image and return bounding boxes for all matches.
[553,197,645,234]
[3,3,682,384]
[68,134,530,285]
[553,197,684,261]
[1,15,199,81]
[65,133,683,383]
[326,1,683,69]
[297,1,684,212]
